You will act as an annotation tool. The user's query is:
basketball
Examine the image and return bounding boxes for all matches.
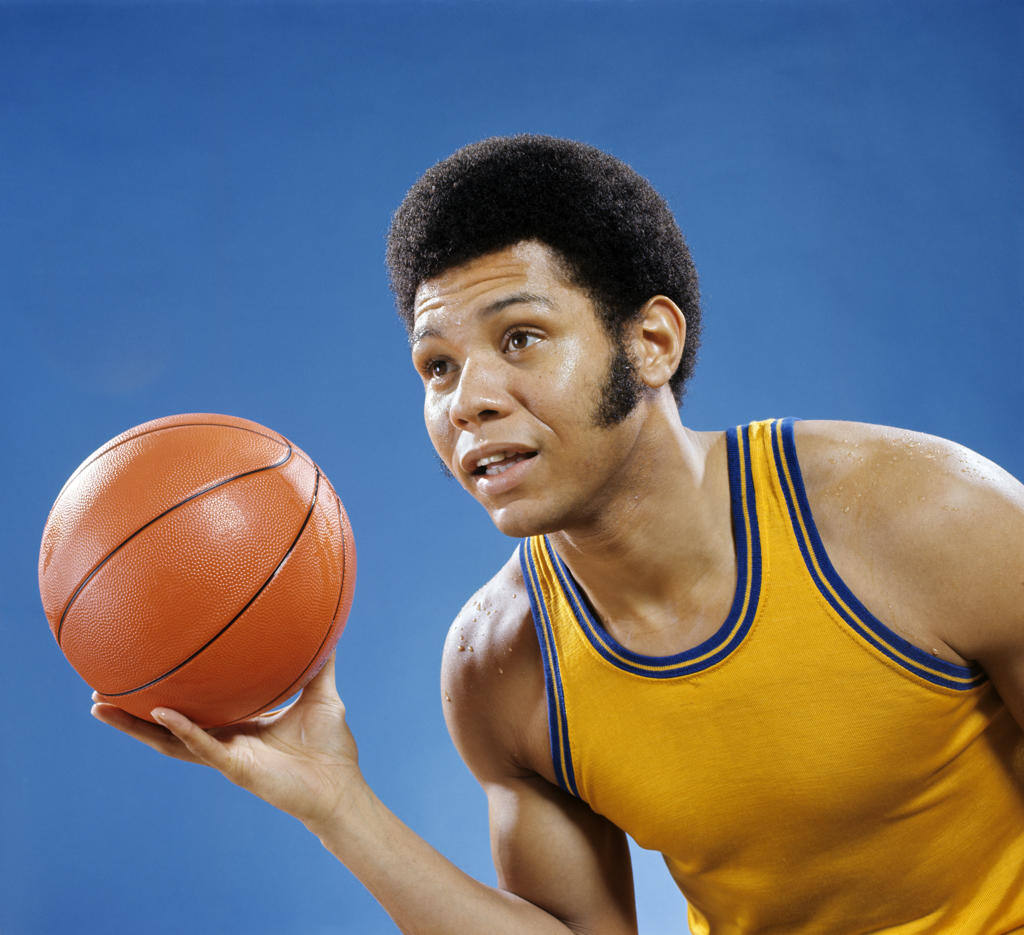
[38,413,356,729]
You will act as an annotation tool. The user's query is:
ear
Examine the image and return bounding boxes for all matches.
[628,296,686,391]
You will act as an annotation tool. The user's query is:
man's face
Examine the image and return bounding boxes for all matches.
[411,241,646,538]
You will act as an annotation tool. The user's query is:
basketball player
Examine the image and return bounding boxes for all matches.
[93,136,1024,933]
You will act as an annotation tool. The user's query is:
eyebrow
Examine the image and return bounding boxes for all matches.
[410,292,554,347]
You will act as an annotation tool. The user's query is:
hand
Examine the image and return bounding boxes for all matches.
[91,653,362,831]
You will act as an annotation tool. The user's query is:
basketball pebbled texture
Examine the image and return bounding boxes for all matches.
[38,413,356,728]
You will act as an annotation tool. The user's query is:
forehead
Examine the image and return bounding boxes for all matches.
[412,241,571,327]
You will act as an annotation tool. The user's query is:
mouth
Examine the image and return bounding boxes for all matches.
[471,451,538,477]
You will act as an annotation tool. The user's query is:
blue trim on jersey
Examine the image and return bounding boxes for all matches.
[541,424,762,679]
[519,542,580,797]
[771,418,985,691]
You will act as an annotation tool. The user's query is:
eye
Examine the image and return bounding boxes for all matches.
[425,358,451,379]
[504,330,540,352]
[416,356,454,381]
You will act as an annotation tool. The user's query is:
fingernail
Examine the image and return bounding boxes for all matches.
[151,708,168,723]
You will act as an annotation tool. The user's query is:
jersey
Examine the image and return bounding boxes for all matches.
[519,418,1024,934]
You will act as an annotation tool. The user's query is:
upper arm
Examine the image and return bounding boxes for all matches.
[483,774,637,935]
[929,449,1024,725]
[440,560,637,935]
[795,420,1024,724]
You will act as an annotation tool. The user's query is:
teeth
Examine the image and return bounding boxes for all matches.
[486,459,517,476]
[472,450,536,476]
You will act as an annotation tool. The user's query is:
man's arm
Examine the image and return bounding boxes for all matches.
[308,762,634,935]
[92,559,636,934]
[440,563,638,934]
[899,437,1024,726]
[793,419,1024,725]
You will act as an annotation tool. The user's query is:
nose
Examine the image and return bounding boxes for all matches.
[448,358,508,430]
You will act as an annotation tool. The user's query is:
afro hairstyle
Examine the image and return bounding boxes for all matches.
[387,134,702,403]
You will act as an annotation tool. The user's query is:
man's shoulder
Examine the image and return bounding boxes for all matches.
[790,418,1024,663]
[441,548,536,679]
[792,417,971,470]
[790,418,1020,520]
[440,548,549,783]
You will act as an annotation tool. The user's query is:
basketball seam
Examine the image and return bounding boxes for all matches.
[280,439,316,472]
[233,482,350,722]
[99,466,322,698]
[233,606,337,722]
[329,479,349,627]
[51,421,288,515]
[56,444,294,644]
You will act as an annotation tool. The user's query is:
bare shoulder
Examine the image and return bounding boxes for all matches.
[440,549,550,785]
[792,419,1023,539]
[792,419,1024,663]
[441,555,639,932]
[793,419,1019,489]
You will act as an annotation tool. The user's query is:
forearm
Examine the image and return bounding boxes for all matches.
[309,780,576,935]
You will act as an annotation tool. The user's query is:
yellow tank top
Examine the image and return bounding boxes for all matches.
[520,419,1024,934]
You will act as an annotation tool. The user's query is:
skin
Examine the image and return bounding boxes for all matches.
[93,240,1024,934]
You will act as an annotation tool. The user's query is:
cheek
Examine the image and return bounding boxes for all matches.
[423,395,454,455]
[530,342,605,420]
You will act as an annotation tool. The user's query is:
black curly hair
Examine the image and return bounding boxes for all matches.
[386,135,702,404]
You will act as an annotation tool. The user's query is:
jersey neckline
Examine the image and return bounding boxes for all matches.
[536,424,763,679]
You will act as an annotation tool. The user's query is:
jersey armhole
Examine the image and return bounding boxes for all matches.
[768,418,985,691]
[519,539,581,797]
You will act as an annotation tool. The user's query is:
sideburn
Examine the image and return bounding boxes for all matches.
[594,336,645,428]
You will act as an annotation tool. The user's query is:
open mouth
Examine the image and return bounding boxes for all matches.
[472,451,538,477]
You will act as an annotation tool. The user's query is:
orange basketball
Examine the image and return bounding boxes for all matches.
[38,413,356,729]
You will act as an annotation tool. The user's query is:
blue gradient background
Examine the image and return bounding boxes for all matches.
[2,2,1021,933]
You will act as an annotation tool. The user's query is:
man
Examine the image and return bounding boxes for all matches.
[94,135,1024,933]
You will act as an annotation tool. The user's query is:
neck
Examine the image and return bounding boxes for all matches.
[547,401,734,653]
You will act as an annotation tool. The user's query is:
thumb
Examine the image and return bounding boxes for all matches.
[302,651,339,702]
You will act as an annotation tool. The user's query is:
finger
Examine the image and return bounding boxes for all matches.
[91,702,202,764]
[151,708,235,774]
[302,651,339,702]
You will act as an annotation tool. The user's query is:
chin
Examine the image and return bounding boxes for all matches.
[485,501,572,540]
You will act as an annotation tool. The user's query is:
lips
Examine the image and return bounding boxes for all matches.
[459,444,538,477]
[473,451,538,476]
